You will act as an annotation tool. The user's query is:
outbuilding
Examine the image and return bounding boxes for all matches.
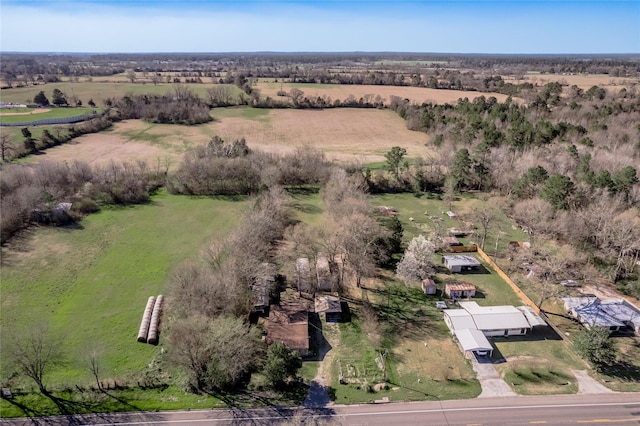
[444,282,476,299]
[315,294,342,322]
[422,278,437,295]
[442,255,481,273]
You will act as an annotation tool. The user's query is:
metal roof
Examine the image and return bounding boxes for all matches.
[563,297,640,329]
[450,302,532,331]
[517,306,547,327]
[444,309,477,331]
[443,255,481,267]
[456,328,493,352]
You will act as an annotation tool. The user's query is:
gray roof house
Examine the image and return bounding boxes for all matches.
[563,296,640,334]
[442,255,481,273]
[444,301,534,337]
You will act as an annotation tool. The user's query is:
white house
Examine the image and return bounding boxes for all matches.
[444,301,532,337]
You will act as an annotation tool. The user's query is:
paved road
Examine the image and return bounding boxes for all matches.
[3,393,639,425]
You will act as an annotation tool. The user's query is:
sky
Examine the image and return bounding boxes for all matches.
[1,1,638,54]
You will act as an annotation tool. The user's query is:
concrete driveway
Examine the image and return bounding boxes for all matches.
[472,355,518,398]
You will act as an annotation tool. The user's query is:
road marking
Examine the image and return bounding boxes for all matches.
[87,402,640,426]
[530,422,547,424]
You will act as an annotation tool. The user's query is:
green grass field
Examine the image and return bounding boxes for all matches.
[0,190,248,388]
[371,192,528,251]
[0,82,242,108]
[0,107,101,124]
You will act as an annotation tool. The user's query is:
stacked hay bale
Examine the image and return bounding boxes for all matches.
[147,295,164,345]
[137,296,156,343]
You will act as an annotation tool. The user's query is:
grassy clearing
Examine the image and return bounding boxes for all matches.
[0,83,242,107]
[0,385,226,418]
[371,192,527,251]
[0,190,248,388]
[329,280,480,404]
[0,107,101,124]
[497,359,577,395]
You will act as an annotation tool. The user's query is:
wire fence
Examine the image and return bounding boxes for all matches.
[0,113,101,127]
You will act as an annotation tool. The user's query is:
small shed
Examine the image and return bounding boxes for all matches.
[445,282,477,299]
[296,258,312,293]
[442,255,481,273]
[422,278,437,295]
[315,293,342,322]
[443,236,462,247]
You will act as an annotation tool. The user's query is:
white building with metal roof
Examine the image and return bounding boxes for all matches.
[444,301,533,337]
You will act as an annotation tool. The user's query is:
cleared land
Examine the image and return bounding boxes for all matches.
[505,73,638,91]
[26,107,433,166]
[0,191,248,386]
[256,82,516,105]
[0,107,101,124]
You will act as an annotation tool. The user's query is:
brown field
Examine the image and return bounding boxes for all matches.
[256,82,516,105]
[505,73,638,91]
[29,108,433,166]
[31,132,170,166]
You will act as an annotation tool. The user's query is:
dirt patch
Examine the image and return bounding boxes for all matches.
[30,133,171,166]
[0,108,51,116]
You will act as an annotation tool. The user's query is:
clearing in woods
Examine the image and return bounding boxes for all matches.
[27,108,433,166]
[255,82,516,105]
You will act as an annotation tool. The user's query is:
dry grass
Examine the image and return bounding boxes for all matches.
[27,132,171,166]
[395,338,475,382]
[505,74,638,91]
[256,82,516,105]
[210,108,432,161]
[27,108,434,166]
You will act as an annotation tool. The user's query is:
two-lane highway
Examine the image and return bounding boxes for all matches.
[4,393,639,425]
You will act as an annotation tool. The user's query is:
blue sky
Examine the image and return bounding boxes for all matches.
[1,1,638,54]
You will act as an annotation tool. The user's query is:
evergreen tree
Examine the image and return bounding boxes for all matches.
[33,91,49,106]
[540,174,574,210]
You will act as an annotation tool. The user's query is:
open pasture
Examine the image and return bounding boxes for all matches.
[255,82,515,105]
[26,107,433,166]
[0,191,248,387]
[505,73,638,91]
[0,82,241,107]
[0,107,100,124]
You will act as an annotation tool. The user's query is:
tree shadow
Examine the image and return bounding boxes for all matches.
[307,312,332,362]
[600,361,640,383]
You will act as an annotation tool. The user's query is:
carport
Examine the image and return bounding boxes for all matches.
[455,328,493,357]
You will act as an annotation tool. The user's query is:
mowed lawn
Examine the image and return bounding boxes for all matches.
[0,107,101,124]
[0,191,248,386]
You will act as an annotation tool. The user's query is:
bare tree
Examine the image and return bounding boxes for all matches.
[513,198,554,246]
[80,345,104,390]
[7,324,64,394]
[126,70,137,83]
[469,204,498,250]
[0,134,16,162]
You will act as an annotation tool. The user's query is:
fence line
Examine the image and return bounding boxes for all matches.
[0,113,101,127]
[476,247,540,313]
